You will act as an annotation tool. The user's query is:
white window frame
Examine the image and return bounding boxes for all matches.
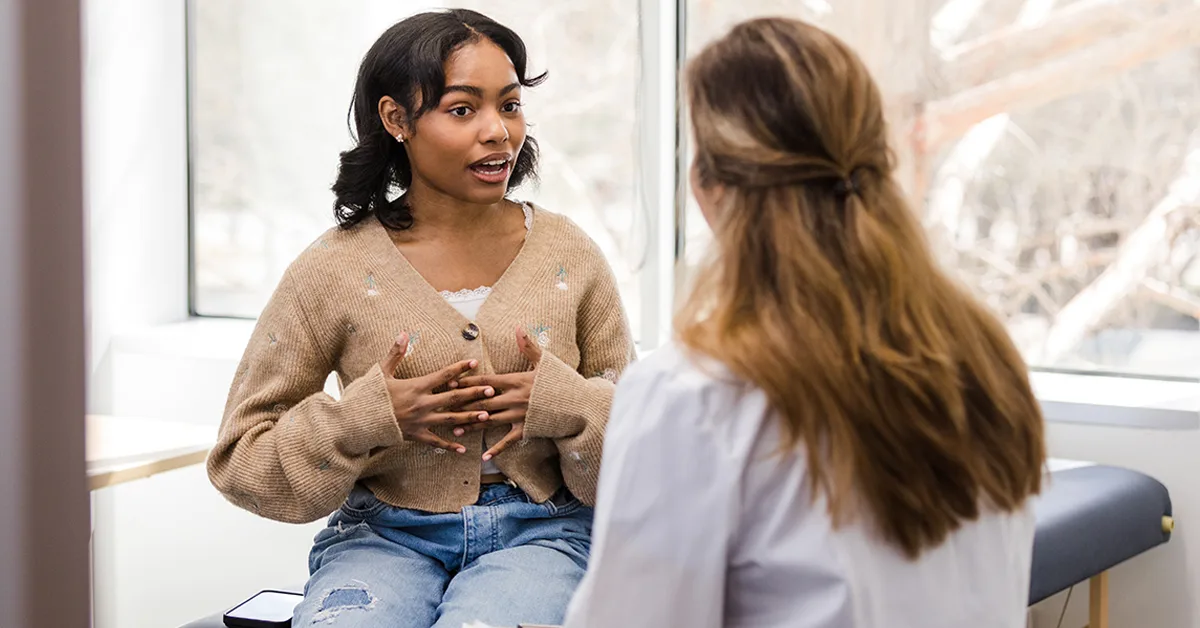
[87,0,1197,432]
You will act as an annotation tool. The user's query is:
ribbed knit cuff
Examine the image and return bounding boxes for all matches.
[524,351,591,440]
[331,363,404,453]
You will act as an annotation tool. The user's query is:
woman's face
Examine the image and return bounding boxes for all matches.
[390,40,527,206]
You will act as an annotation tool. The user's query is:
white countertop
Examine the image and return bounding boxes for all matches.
[86,415,216,490]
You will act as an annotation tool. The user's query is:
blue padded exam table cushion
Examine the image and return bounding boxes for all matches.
[1029,463,1172,604]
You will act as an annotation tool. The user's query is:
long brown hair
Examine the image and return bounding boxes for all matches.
[679,18,1046,559]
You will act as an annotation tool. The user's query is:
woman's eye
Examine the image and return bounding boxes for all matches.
[502,101,523,113]
[449,106,472,117]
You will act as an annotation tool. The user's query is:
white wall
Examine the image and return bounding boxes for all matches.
[0,0,92,626]
[92,466,324,628]
[1030,422,1198,627]
[83,3,323,626]
[90,321,324,628]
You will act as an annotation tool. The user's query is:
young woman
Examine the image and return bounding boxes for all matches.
[565,17,1046,628]
[206,10,635,628]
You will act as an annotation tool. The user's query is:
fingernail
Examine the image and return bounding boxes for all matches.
[478,412,488,420]
[469,360,478,368]
[484,387,495,397]
[454,428,464,437]
[482,454,492,462]
[448,381,458,389]
[395,334,406,345]
[457,447,466,454]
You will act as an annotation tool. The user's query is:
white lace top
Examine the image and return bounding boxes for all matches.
[441,203,533,475]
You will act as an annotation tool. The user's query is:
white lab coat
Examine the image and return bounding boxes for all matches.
[564,342,1036,628]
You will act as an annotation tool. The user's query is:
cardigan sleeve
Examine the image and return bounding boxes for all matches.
[206,268,402,524]
[523,254,636,505]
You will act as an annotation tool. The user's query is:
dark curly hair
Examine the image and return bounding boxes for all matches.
[332,9,546,230]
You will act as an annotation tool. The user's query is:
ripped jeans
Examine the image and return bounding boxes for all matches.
[291,483,594,628]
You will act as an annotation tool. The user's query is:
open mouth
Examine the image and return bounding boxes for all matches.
[468,156,512,185]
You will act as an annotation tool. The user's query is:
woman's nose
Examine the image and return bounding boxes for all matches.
[480,111,509,144]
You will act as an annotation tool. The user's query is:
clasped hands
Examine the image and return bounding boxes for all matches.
[381,326,543,461]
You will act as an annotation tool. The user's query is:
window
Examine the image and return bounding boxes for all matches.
[191,0,1200,381]
[189,0,645,340]
[684,0,1200,380]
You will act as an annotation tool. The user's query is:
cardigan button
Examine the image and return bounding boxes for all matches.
[462,322,480,341]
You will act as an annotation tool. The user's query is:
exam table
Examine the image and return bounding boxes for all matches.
[1028,460,1173,627]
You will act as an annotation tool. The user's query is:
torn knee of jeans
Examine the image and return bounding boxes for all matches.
[334,520,370,535]
[310,580,378,624]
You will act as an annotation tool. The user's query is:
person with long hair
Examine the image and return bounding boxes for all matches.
[206,10,634,627]
[564,17,1045,628]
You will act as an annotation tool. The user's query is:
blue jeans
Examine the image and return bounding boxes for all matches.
[292,483,594,627]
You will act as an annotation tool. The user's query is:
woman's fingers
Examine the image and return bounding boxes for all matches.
[453,410,524,436]
[458,391,528,413]
[381,334,408,378]
[406,429,466,454]
[457,398,498,413]
[425,385,495,411]
[482,423,525,461]
[422,359,480,389]
[448,373,520,390]
[516,326,543,366]
[425,411,489,427]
